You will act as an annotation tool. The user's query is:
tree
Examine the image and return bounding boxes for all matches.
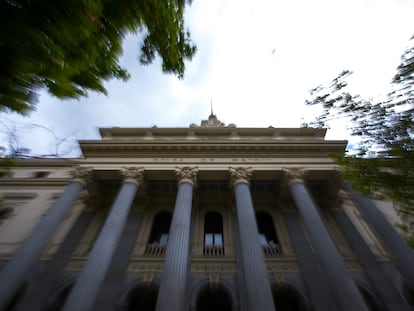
[0,0,196,114]
[305,36,414,247]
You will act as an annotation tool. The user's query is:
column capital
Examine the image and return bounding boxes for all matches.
[121,167,145,185]
[283,167,307,186]
[71,167,93,187]
[175,167,198,185]
[337,189,352,204]
[229,167,252,185]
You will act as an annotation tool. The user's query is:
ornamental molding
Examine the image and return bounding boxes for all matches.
[266,262,300,273]
[79,142,346,158]
[121,167,145,185]
[128,262,164,272]
[282,167,307,186]
[71,167,93,186]
[175,167,198,185]
[191,262,235,273]
[229,167,252,185]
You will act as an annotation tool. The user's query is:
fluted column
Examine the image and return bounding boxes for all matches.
[284,168,368,311]
[156,167,198,311]
[0,167,92,311]
[63,167,144,311]
[230,167,275,311]
[344,184,414,292]
[334,191,411,311]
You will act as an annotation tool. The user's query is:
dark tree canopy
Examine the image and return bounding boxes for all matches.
[0,0,196,114]
[305,36,414,247]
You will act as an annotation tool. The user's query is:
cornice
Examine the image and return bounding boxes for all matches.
[0,179,71,187]
[79,140,346,158]
[4,158,80,167]
[98,127,327,140]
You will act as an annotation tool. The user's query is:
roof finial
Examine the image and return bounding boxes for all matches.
[210,98,214,116]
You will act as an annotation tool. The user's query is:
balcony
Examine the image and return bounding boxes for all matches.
[262,243,283,257]
[203,245,225,257]
[144,243,166,257]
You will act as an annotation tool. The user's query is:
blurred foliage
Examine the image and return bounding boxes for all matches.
[0,158,15,177]
[0,0,196,114]
[306,36,414,246]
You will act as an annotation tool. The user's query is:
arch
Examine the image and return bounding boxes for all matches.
[190,279,238,311]
[122,282,158,311]
[5,283,27,311]
[44,277,76,311]
[402,281,414,307]
[272,283,309,311]
[355,280,385,311]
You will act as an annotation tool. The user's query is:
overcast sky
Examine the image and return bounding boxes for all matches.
[1,0,414,157]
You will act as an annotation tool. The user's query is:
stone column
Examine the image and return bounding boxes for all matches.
[284,168,368,311]
[230,167,275,311]
[156,167,198,311]
[334,191,411,311]
[282,211,337,311]
[63,167,144,311]
[0,167,92,311]
[344,184,414,292]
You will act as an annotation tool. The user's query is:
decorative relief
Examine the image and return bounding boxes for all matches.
[337,189,352,205]
[191,263,235,273]
[186,131,197,139]
[209,272,220,290]
[121,167,145,185]
[71,167,93,186]
[175,167,198,185]
[344,259,363,273]
[128,262,163,272]
[266,262,300,273]
[229,167,252,185]
[282,167,306,186]
[66,261,85,271]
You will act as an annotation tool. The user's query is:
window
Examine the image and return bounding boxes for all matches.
[256,212,282,255]
[204,212,224,246]
[148,212,172,245]
[204,212,224,256]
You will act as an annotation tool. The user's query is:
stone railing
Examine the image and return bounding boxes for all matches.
[203,245,225,256]
[262,244,283,257]
[144,243,166,257]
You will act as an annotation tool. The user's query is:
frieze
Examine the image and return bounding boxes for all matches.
[128,262,164,272]
[266,262,300,273]
[191,262,236,273]
[344,259,364,273]
[65,261,85,271]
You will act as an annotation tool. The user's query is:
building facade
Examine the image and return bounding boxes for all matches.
[0,114,413,311]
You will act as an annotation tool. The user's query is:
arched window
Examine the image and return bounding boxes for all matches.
[204,212,224,256]
[145,212,171,256]
[256,212,282,256]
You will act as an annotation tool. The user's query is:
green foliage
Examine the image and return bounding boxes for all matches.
[0,0,196,114]
[306,36,414,246]
[0,158,16,177]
